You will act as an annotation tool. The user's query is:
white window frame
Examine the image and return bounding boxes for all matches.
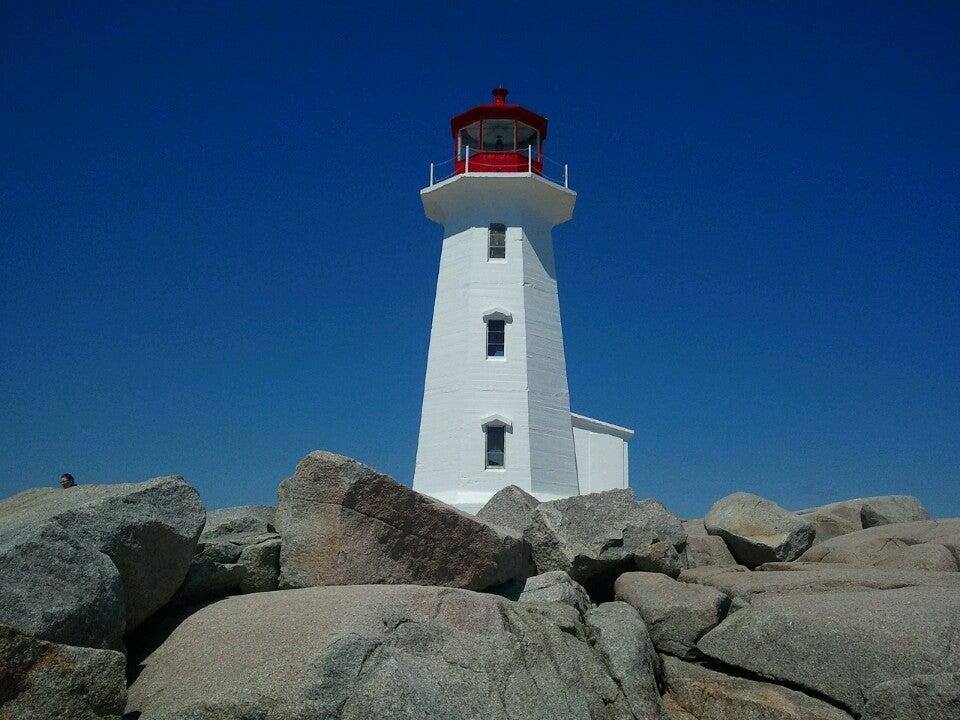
[482,309,512,360]
[481,415,511,470]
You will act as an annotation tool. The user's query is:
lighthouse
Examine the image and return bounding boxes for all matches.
[414,88,633,513]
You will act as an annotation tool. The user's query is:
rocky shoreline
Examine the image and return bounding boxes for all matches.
[1,450,957,719]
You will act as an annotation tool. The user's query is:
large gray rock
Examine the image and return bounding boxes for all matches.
[697,587,960,714]
[0,624,127,720]
[862,672,960,720]
[634,540,684,577]
[860,496,929,528]
[174,505,282,605]
[801,519,960,571]
[704,492,815,566]
[172,541,245,605]
[0,525,124,652]
[685,534,738,569]
[276,451,532,590]
[172,532,281,605]
[679,563,960,603]
[885,542,959,571]
[615,571,729,659]
[684,518,740,569]
[662,655,853,720]
[476,484,540,534]
[523,489,686,594]
[237,534,281,593]
[201,504,276,540]
[512,570,593,614]
[126,584,669,720]
[0,477,204,649]
[799,519,960,571]
[796,496,929,544]
[796,499,869,544]
[583,602,669,720]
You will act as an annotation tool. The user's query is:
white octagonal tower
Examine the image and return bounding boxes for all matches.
[414,88,633,513]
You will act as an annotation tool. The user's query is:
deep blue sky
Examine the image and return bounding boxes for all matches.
[2,2,958,519]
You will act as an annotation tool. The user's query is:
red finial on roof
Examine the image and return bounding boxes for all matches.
[492,87,509,105]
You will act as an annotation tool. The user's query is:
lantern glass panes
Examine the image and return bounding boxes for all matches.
[486,319,505,357]
[458,122,480,159]
[482,119,515,151]
[517,123,539,160]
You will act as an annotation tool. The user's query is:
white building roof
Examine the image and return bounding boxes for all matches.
[571,412,635,441]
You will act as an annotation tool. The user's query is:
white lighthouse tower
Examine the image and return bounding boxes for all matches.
[414,88,633,513]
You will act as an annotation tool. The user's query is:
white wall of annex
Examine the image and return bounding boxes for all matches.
[573,422,630,494]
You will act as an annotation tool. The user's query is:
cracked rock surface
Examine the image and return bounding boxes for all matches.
[796,495,928,545]
[170,504,282,605]
[861,671,960,720]
[508,569,594,614]
[615,572,730,660]
[276,451,533,591]
[126,584,668,720]
[696,586,960,715]
[522,489,686,595]
[677,562,960,603]
[799,519,960,571]
[661,655,853,720]
[0,624,127,720]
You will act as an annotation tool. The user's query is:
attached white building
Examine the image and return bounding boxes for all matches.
[413,88,633,513]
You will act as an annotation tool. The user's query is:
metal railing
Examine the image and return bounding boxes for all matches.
[428,146,569,189]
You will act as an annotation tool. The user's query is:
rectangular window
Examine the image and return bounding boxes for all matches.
[458,122,480,160]
[482,119,515,151]
[485,425,505,468]
[488,223,506,259]
[487,319,505,357]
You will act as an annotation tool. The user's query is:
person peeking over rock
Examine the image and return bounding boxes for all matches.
[59,473,77,488]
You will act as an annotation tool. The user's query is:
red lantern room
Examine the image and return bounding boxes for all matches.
[451,88,547,176]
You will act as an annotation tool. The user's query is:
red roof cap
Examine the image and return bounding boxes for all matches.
[450,88,548,141]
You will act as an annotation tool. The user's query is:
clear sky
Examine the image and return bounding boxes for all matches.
[2,2,958,519]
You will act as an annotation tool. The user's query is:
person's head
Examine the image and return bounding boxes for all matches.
[59,473,76,488]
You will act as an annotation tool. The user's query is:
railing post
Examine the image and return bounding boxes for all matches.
[564,164,569,188]
[429,162,434,186]
[465,146,470,174]
[528,145,532,173]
